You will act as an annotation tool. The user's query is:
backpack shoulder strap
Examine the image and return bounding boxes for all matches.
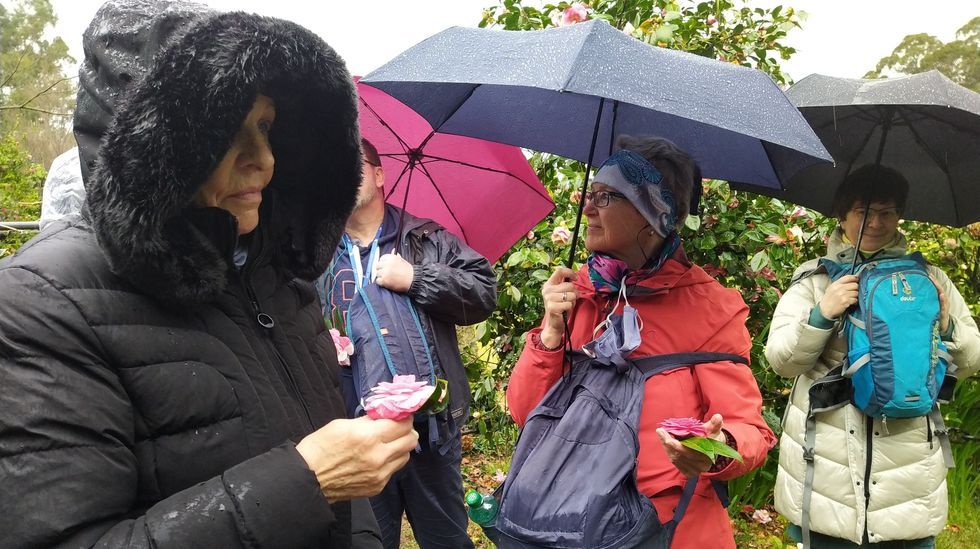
[632,352,748,377]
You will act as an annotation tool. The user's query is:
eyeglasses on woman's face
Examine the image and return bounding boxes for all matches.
[848,206,900,224]
[584,189,627,208]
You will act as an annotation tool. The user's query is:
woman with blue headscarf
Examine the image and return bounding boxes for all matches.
[507,135,776,548]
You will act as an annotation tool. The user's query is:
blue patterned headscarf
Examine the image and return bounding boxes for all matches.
[593,150,678,238]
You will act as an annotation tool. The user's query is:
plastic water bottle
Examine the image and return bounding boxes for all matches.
[465,489,498,526]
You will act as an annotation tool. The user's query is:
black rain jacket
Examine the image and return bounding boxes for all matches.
[0,4,369,547]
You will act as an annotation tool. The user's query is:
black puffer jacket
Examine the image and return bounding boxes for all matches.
[0,6,365,548]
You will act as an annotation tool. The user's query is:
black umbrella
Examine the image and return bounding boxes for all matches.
[363,19,831,264]
[732,70,980,227]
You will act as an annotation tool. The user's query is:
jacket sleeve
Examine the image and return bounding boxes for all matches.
[694,304,777,481]
[929,265,980,379]
[407,229,497,326]
[0,267,336,548]
[765,275,837,378]
[506,328,565,427]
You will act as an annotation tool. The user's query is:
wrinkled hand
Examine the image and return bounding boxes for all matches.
[928,274,951,334]
[374,252,414,293]
[656,414,727,477]
[540,267,578,349]
[295,416,417,501]
[818,274,859,320]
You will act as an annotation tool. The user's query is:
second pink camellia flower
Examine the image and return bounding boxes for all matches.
[329,328,354,366]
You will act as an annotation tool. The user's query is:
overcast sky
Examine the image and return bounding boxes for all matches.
[38,0,980,83]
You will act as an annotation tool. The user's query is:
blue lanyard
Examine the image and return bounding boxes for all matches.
[342,225,383,291]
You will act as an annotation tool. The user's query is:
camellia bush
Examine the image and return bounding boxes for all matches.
[463,0,980,512]
[0,135,44,257]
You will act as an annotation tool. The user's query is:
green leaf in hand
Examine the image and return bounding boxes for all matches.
[680,436,743,463]
[420,378,450,415]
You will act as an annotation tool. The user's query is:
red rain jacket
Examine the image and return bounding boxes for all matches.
[508,254,776,549]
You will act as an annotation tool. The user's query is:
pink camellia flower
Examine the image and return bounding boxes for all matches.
[493,469,508,483]
[559,3,589,26]
[551,226,572,245]
[363,375,435,421]
[329,328,354,366]
[658,417,707,439]
[526,230,536,241]
[570,190,582,204]
[751,509,772,524]
[765,234,787,245]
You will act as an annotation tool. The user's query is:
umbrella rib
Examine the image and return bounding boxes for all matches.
[359,95,414,155]
[385,156,417,201]
[841,115,882,176]
[896,109,960,224]
[896,109,951,175]
[411,153,552,201]
[414,157,468,242]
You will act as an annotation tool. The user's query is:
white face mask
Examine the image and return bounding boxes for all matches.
[583,278,643,372]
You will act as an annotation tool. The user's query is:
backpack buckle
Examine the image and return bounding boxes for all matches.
[802,448,815,462]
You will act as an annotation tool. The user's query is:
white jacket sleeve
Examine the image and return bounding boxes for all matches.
[765,275,838,378]
[930,265,980,379]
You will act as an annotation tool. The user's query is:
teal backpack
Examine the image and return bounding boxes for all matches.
[820,252,956,419]
[798,253,958,548]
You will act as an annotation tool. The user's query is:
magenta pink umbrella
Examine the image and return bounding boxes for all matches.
[356,80,553,264]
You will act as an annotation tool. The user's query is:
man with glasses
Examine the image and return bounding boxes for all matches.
[316,138,497,549]
[766,164,980,548]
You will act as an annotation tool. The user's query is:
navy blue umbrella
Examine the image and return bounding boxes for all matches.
[363,19,832,262]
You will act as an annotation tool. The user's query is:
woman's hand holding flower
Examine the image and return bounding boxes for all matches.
[656,414,741,477]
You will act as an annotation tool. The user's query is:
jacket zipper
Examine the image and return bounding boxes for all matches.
[863,415,873,543]
[241,264,316,431]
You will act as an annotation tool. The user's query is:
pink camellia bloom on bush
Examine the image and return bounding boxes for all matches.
[551,226,572,245]
[559,3,589,26]
[658,417,707,439]
[751,509,772,524]
[329,328,354,366]
[363,375,435,421]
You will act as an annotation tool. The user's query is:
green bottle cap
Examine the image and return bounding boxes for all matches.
[465,490,482,508]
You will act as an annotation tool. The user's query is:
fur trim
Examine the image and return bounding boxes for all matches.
[86,11,361,304]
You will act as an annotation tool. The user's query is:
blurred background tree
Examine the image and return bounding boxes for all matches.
[867,16,980,91]
[1,0,76,167]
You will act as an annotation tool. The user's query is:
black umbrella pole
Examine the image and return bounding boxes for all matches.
[566,98,606,268]
[850,108,893,274]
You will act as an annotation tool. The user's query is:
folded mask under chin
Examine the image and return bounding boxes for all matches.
[582,303,641,373]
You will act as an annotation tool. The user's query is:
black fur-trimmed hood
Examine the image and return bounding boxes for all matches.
[85,10,361,305]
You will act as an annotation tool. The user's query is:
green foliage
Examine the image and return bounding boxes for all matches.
[0,134,43,257]
[1,0,76,168]
[0,0,75,124]
[480,0,805,84]
[866,16,980,92]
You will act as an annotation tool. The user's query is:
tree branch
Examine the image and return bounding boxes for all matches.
[0,50,30,90]
[0,104,73,116]
[0,75,77,116]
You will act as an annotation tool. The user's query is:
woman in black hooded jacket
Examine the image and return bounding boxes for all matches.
[0,2,417,547]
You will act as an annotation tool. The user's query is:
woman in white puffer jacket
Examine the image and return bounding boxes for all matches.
[765,165,980,548]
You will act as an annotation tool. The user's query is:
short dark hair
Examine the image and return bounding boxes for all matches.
[361,137,381,166]
[831,164,909,220]
[613,134,699,229]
